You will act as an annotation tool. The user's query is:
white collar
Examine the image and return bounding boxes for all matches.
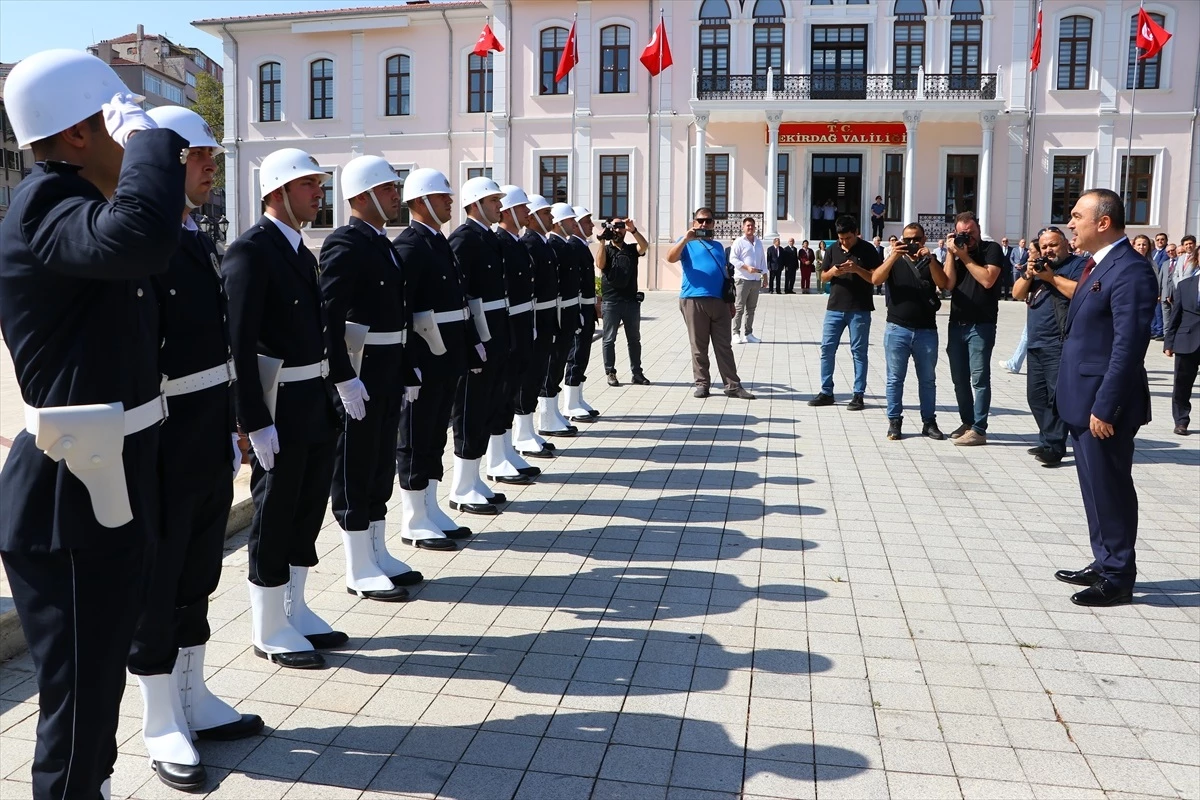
[497,226,519,240]
[572,234,589,244]
[361,218,387,236]
[183,215,199,232]
[527,228,548,243]
[1090,237,1127,268]
[265,213,303,252]
[468,216,492,233]
[412,219,442,238]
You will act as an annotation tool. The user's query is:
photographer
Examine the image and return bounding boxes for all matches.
[870,223,950,441]
[1015,226,1084,465]
[595,217,649,386]
[932,211,1006,446]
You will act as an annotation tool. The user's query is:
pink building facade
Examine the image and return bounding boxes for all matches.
[196,0,1200,289]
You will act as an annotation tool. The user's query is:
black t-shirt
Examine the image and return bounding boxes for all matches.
[949,239,1005,324]
[600,242,640,301]
[1026,253,1085,348]
[823,238,883,312]
[885,255,938,329]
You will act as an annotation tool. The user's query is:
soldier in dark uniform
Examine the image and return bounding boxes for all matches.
[514,195,561,458]
[539,202,585,436]
[0,50,186,800]
[222,147,345,670]
[562,205,602,421]
[448,176,523,515]
[319,155,420,602]
[392,168,483,549]
[124,106,262,792]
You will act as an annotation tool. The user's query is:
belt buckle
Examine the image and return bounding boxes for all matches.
[225,359,237,384]
[320,360,330,379]
[159,391,170,423]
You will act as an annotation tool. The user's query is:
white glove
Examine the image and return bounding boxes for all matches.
[101,92,157,148]
[404,386,421,403]
[231,433,242,476]
[475,343,487,363]
[248,425,280,471]
[336,377,370,421]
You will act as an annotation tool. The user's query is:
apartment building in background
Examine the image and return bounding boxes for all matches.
[0,63,30,222]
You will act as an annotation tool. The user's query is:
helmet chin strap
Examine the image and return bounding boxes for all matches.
[508,208,521,229]
[281,191,303,231]
[422,196,445,228]
[368,188,389,229]
[534,212,550,236]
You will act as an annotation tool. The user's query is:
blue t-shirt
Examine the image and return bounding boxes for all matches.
[1027,253,1086,349]
[679,238,727,299]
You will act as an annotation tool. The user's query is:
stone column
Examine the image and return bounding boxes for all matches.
[765,111,782,239]
[693,111,710,213]
[902,110,921,224]
[978,111,997,239]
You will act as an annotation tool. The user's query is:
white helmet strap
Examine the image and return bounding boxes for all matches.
[508,208,522,228]
[368,187,389,227]
[281,190,303,231]
[422,196,445,228]
[534,211,550,236]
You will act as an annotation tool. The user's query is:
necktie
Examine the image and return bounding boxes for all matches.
[1079,257,1096,284]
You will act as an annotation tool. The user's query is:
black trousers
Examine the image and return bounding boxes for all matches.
[1172,349,1199,426]
[516,330,556,415]
[2,544,146,800]
[495,314,533,432]
[128,466,232,675]
[332,391,402,531]
[397,366,458,490]
[565,306,596,386]
[768,269,782,293]
[247,439,335,587]
[541,314,575,397]
[784,268,798,293]
[1070,424,1140,589]
[453,323,510,459]
[1026,345,1068,457]
[871,217,885,239]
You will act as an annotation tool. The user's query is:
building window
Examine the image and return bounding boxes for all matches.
[884,153,904,221]
[4,149,23,171]
[704,153,729,216]
[944,154,978,215]
[811,0,833,5]
[540,27,569,94]
[811,26,868,99]
[195,54,207,69]
[313,171,335,229]
[893,0,927,90]
[847,0,869,4]
[144,72,184,104]
[468,53,493,113]
[259,62,281,122]
[1050,156,1085,224]
[949,0,983,89]
[775,153,790,221]
[599,25,631,94]
[753,0,785,92]
[385,54,411,116]
[540,156,569,204]
[185,72,197,87]
[310,59,333,120]
[1120,155,1153,225]
[599,155,629,219]
[467,167,493,179]
[393,167,411,226]
[699,0,731,82]
[1126,12,1164,90]
[1056,15,1092,90]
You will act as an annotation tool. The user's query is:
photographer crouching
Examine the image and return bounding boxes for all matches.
[1013,226,1084,466]
[596,217,650,386]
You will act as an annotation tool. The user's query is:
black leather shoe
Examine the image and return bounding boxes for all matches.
[390,570,424,586]
[1027,445,1047,456]
[631,373,651,386]
[1071,579,1133,607]
[1036,451,1064,467]
[1175,424,1190,436]
[606,373,620,386]
[568,413,597,423]
[538,425,578,437]
[441,526,473,540]
[543,442,557,451]
[485,492,507,504]
[1054,565,1102,586]
[253,648,326,669]
[347,585,411,602]
[518,466,541,477]
[194,713,264,741]
[151,759,206,792]
[846,393,866,411]
[808,393,834,407]
[694,386,710,398]
[585,408,600,417]
[489,473,534,484]
[305,631,349,650]
[949,424,971,439]
[922,421,945,440]
[402,536,457,550]
[518,447,555,459]
[448,500,498,515]
[887,419,902,440]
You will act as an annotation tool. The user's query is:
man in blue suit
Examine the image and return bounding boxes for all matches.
[1054,189,1158,607]
[1164,257,1199,436]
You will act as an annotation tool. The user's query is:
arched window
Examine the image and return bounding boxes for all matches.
[599,24,631,93]
[1056,15,1092,90]
[540,27,569,94]
[894,0,926,90]
[698,0,731,83]
[385,54,410,116]
[753,0,785,91]
[258,61,281,122]
[468,53,493,113]
[949,0,983,89]
[1127,11,1165,89]
[309,58,333,119]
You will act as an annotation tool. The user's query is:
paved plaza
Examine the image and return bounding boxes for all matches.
[1,291,1197,800]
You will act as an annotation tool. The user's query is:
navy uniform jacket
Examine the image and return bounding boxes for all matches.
[497,227,535,312]
[319,217,417,393]
[448,218,509,354]
[1165,272,1200,356]
[0,129,187,552]
[521,229,560,342]
[222,216,336,442]
[548,233,583,331]
[1057,238,1158,430]
[570,236,597,322]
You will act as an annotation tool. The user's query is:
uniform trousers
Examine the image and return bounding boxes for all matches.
[564,305,596,386]
[332,391,402,532]
[495,314,533,432]
[541,315,576,397]
[516,327,556,415]
[1070,424,1140,589]
[2,544,147,800]
[247,439,335,587]
[453,314,510,459]
[397,365,458,490]
[768,269,782,293]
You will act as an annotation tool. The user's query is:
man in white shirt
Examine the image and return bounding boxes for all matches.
[730,217,766,343]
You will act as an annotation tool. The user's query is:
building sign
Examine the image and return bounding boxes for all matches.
[771,123,907,145]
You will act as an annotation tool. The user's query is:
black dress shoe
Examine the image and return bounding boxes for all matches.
[1071,579,1133,607]
[489,473,534,484]
[253,648,326,669]
[631,373,651,386]
[1054,565,1102,586]
[538,425,578,437]
[518,447,555,459]
[1036,451,1064,467]
[808,393,834,407]
[1175,423,1190,436]
[543,442,557,451]
[448,500,498,515]
[518,466,541,477]
[586,409,600,417]
[922,421,945,440]
[401,536,457,550]
[485,492,507,504]
[194,713,264,741]
[949,423,971,439]
[441,526,473,540]
[1027,445,1047,456]
[846,393,865,411]
[151,759,206,792]
[305,631,349,650]
[568,413,597,423]
[390,570,424,586]
[347,584,411,602]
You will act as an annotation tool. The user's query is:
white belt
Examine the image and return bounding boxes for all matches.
[162,359,237,398]
[277,359,330,383]
[420,308,471,325]
[559,296,580,307]
[534,299,557,311]
[24,395,167,437]
[364,330,407,346]
[508,301,533,315]
[480,298,507,313]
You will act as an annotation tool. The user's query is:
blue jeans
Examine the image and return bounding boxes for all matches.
[1150,302,1164,337]
[820,310,872,396]
[946,321,997,434]
[1003,323,1028,372]
[884,323,938,422]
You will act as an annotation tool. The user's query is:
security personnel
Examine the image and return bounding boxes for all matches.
[319,155,420,602]
[223,148,345,670]
[515,195,561,457]
[448,176,521,515]
[540,202,584,436]
[126,106,262,791]
[485,185,543,483]
[0,50,186,800]
[393,168,483,548]
[562,205,601,421]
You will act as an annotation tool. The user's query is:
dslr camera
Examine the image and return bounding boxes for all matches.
[902,237,921,257]
[952,232,972,249]
[1031,256,1052,273]
[597,221,617,241]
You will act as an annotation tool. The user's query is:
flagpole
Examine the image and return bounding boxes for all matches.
[655,9,664,252]
[1021,2,1039,241]
[1124,0,1143,214]
[484,17,490,175]
[570,13,577,203]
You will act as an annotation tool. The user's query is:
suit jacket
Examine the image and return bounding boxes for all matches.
[782,246,799,271]
[767,245,781,271]
[1152,248,1169,268]
[393,223,477,377]
[1160,257,1179,301]
[1057,239,1158,429]
[799,247,815,269]
[1165,273,1200,355]
[222,216,337,442]
[0,129,187,551]
[497,226,536,350]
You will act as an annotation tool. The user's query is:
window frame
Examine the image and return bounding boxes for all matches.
[311,168,337,229]
[1126,10,1167,90]
[704,152,732,217]
[597,152,632,220]
[539,26,570,95]
[1118,152,1159,226]
[384,52,412,117]
[883,151,904,222]
[308,57,335,121]
[598,24,632,95]
[1048,154,1087,225]
[256,59,283,123]
[391,164,414,227]
[940,150,981,217]
[467,51,494,113]
[538,154,571,206]
[892,18,925,88]
[1055,14,1093,91]
[775,151,791,222]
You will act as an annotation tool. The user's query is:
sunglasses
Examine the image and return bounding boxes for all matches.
[1037,226,1064,237]
[694,217,714,224]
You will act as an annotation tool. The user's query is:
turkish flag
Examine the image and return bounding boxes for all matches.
[1135,8,1172,60]
[1029,6,1043,71]
[555,21,578,84]
[473,23,504,58]
[640,17,674,76]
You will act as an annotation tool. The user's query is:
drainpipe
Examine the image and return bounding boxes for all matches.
[507,0,514,183]
[441,9,454,174]
[1187,54,1200,234]
[222,22,239,242]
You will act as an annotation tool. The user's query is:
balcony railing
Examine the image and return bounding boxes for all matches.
[696,71,998,102]
[711,211,764,242]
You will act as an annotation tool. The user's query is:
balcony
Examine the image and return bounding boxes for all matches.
[696,71,998,102]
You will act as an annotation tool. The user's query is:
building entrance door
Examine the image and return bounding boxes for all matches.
[810,154,863,241]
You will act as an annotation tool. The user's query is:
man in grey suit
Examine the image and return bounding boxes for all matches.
[1160,243,1180,336]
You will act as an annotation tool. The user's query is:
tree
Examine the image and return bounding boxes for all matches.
[193,71,225,190]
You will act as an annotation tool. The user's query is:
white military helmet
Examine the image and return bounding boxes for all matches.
[259,148,328,198]
[498,185,529,212]
[341,155,398,199]
[461,176,503,206]
[146,106,223,154]
[550,202,577,225]
[572,206,592,221]
[5,49,138,148]
[525,194,552,213]
[402,167,453,203]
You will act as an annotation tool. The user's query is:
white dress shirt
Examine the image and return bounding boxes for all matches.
[729,235,767,283]
[265,212,303,252]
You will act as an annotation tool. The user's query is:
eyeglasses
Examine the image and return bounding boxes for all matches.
[694,217,714,224]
